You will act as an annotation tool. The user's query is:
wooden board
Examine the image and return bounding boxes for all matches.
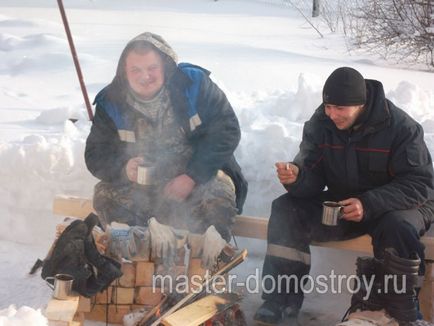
[313,235,373,255]
[161,293,240,326]
[52,195,434,259]
[53,196,95,218]
[232,215,268,240]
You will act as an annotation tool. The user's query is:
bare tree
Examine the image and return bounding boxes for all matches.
[352,0,434,67]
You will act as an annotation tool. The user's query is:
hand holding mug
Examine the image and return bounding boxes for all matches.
[339,198,364,222]
[275,162,299,185]
[125,157,144,183]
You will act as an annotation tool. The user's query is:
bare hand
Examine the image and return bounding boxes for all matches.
[275,162,299,185]
[339,198,364,222]
[163,174,196,202]
[125,157,144,182]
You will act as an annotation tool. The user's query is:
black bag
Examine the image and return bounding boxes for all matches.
[41,218,94,296]
[39,213,122,298]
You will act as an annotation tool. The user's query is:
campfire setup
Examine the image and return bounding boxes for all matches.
[38,211,248,326]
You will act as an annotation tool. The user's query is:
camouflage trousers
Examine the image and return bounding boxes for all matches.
[93,171,237,241]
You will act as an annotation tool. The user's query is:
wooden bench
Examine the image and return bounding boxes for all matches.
[52,195,434,322]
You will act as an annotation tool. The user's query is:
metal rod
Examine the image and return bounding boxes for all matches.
[57,0,94,121]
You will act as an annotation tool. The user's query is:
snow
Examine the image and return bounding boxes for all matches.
[0,0,433,324]
[0,305,47,326]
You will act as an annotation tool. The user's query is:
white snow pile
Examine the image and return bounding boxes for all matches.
[0,305,47,326]
[0,119,96,245]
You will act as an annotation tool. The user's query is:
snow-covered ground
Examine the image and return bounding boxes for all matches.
[0,0,433,324]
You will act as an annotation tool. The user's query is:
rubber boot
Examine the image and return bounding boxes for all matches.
[381,248,421,322]
[349,256,383,313]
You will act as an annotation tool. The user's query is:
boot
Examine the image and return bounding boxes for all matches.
[381,248,421,322]
[383,248,420,291]
[82,214,123,296]
[349,256,383,313]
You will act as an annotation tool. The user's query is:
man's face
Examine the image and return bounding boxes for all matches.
[125,49,165,100]
[324,104,364,130]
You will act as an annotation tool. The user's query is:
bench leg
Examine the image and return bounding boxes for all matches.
[419,261,434,322]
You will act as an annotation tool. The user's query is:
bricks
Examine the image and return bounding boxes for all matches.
[118,261,136,287]
[135,261,155,286]
[93,287,112,304]
[112,287,135,305]
[188,258,208,292]
[77,296,91,313]
[85,234,190,323]
[134,287,163,306]
[85,304,131,324]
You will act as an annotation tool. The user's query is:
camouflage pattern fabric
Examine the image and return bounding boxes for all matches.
[93,72,237,240]
[126,86,193,184]
[93,170,237,241]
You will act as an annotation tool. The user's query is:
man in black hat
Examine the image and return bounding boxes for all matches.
[254,67,434,324]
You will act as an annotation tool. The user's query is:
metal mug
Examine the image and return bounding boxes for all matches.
[322,201,344,226]
[45,273,74,300]
[137,165,156,185]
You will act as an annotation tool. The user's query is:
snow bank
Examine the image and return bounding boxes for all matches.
[0,33,65,52]
[0,120,96,245]
[0,305,47,326]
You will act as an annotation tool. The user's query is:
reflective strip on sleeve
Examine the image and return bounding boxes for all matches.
[118,130,136,143]
[189,113,202,132]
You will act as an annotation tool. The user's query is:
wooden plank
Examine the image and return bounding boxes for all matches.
[52,196,268,239]
[423,237,434,262]
[161,293,240,326]
[419,262,434,322]
[53,196,94,218]
[52,196,434,259]
[313,235,373,255]
[45,296,79,323]
[232,215,268,240]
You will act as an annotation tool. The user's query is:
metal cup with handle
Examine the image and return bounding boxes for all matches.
[45,273,74,300]
[137,165,157,185]
[322,201,344,226]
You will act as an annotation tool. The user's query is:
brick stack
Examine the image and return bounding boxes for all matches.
[85,232,210,325]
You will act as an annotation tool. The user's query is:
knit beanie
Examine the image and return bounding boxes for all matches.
[322,67,367,106]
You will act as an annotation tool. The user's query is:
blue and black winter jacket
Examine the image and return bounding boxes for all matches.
[85,63,247,213]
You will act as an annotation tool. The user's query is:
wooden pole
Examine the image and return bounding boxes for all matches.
[57,0,94,121]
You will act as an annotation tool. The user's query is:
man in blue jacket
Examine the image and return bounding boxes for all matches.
[254,67,434,325]
[85,32,247,268]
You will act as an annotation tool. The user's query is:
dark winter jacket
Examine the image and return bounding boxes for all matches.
[287,79,434,221]
[85,62,247,213]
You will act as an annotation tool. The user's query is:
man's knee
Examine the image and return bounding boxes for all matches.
[269,194,311,226]
[271,193,292,213]
[374,211,420,239]
[371,211,424,260]
[188,175,237,239]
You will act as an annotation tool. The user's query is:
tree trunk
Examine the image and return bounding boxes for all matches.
[312,0,320,17]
